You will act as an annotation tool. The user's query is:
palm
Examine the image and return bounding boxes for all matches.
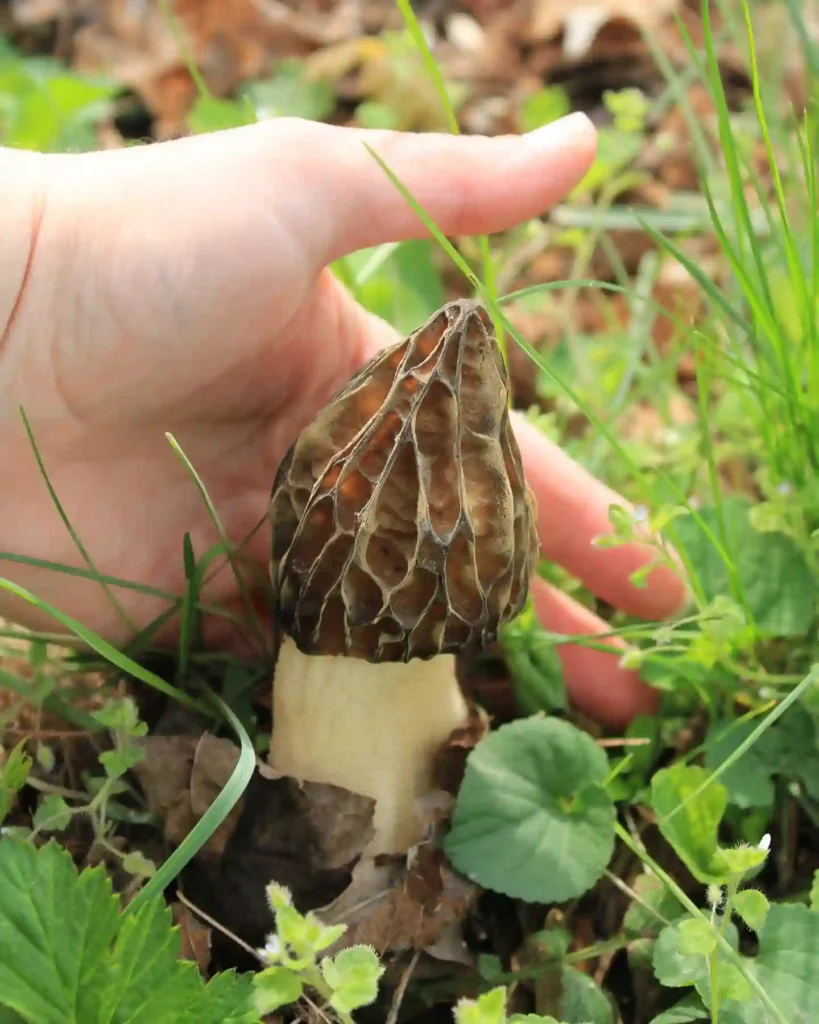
[4,261,376,649]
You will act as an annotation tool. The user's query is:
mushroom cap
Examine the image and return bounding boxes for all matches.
[269,299,539,663]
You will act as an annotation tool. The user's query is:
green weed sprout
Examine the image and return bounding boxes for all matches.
[252,881,385,1022]
[454,985,564,1023]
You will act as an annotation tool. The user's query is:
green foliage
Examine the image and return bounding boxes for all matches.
[9,695,156,875]
[673,498,815,638]
[652,901,819,1023]
[188,95,256,134]
[0,838,259,1024]
[571,87,648,196]
[0,740,32,824]
[444,716,616,902]
[651,763,732,884]
[554,968,615,1024]
[624,870,688,941]
[322,947,384,1016]
[334,239,446,337]
[252,881,384,1021]
[704,705,819,810]
[501,600,568,716]
[732,888,770,932]
[607,714,662,803]
[187,58,336,134]
[2,2,819,1023]
[649,993,709,1023]
[521,86,571,133]
[454,987,561,1024]
[0,39,119,151]
[241,59,335,121]
[810,869,819,911]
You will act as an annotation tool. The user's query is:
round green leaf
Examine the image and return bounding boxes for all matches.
[560,966,615,1023]
[443,717,616,903]
[651,763,731,884]
[672,498,814,637]
[653,920,739,991]
[252,966,303,1015]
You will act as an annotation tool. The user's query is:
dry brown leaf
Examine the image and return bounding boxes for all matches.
[132,732,245,857]
[178,767,376,954]
[131,734,199,846]
[433,700,490,796]
[319,843,479,958]
[528,0,679,51]
[172,901,213,973]
[71,0,342,134]
[9,0,65,25]
[619,394,694,445]
[304,35,452,131]
[189,732,245,856]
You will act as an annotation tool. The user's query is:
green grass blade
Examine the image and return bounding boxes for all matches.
[364,143,729,580]
[0,667,102,733]
[393,0,457,135]
[122,688,256,916]
[391,0,505,371]
[615,823,788,1024]
[661,665,819,826]
[0,552,178,602]
[0,578,211,716]
[165,433,269,655]
[17,407,135,634]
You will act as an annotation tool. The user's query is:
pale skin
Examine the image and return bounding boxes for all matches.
[0,112,687,730]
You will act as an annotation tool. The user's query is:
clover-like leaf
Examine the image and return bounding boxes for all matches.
[252,967,303,1015]
[653,919,739,990]
[444,717,616,903]
[0,741,32,824]
[810,869,819,911]
[455,987,507,1024]
[651,763,731,883]
[742,903,819,1022]
[649,992,709,1022]
[677,919,717,957]
[32,794,72,833]
[322,945,384,1014]
[732,889,769,933]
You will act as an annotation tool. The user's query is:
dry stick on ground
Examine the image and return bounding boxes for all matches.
[385,950,422,1024]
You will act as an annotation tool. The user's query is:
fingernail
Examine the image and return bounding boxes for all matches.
[522,111,596,148]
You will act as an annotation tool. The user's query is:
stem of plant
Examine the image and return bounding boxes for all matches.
[303,965,355,1024]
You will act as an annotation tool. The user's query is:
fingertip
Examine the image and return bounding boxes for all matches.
[530,576,659,730]
[518,111,598,166]
[310,114,599,258]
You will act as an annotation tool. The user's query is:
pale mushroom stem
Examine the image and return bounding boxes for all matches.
[269,635,470,856]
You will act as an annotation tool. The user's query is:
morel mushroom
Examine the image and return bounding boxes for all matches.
[268,299,539,855]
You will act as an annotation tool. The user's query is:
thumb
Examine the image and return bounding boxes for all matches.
[269,113,597,262]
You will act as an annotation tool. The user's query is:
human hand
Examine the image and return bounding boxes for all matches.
[0,113,685,727]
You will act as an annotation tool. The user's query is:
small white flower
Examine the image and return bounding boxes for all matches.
[633,504,649,525]
[776,481,792,496]
[258,933,282,963]
[758,833,772,852]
